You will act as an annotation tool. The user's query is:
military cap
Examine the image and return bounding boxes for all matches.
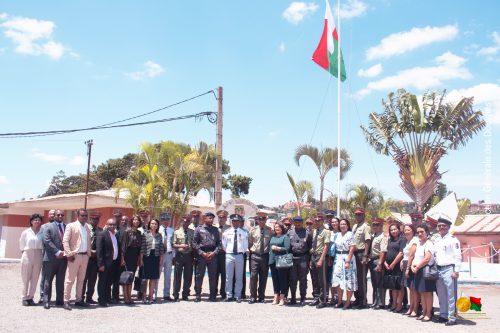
[229,213,243,222]
[204,212,215,218]
[437,217,452,225]
[216,210,229,217]
[159,212,171,220]
[324,210,336,217]
[354,209,365,214]
[292,216,304,222]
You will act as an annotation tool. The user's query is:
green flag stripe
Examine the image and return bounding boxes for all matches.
[327,39,347,81]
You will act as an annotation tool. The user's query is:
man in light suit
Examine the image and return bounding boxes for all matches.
[96,218,120,307]
[62,208,92,310]
[42,209,67,309]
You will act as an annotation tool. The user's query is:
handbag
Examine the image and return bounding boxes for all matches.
[275,253,293,269]
[423,262,439,280]
[133,267,148,292]
[327,233,338,257]
[119,265,135,285]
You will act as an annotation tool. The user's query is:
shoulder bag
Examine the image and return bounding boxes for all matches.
[422,242,439,281]
[119,265,135,285]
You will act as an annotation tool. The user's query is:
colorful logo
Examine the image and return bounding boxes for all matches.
[457,296,482,312]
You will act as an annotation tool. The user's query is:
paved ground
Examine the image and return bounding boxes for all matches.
[1,263,498,333]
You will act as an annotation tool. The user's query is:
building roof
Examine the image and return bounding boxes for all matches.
[453,214,500,234]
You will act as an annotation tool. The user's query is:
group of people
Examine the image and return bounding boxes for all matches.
[19,207,461,325]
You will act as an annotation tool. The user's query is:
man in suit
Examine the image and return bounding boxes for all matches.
[42,209,68,309]
[81,211,102,303]
[96,218,120,307]
[62,208,92,310]
[39,209,55,304]
[110,212,125,303]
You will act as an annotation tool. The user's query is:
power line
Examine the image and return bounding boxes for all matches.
[0,112,217,138]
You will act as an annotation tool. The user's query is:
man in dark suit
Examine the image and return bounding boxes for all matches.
[82,212,102,303]
[42,209,67,309]
[96,218,120,307]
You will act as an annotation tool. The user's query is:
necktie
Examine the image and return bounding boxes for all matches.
[183,229,188,245]
[259,228,264,254]
[164,228,169,252]
[58,223,64,241]
[233,229,238,253]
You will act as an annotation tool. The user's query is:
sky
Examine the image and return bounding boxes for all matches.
[0,0,498,207]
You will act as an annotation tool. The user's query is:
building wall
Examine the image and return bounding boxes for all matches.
[455,233,500,264]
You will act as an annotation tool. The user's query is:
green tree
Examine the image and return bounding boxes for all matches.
[361,89,486,212]
[227,175,253,198]
[346,184,383,221]
[286,172,314,215]
[294,145,352,212]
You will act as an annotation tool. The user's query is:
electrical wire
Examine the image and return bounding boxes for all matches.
[0,112,217,139]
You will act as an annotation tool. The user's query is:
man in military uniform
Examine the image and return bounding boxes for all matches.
[172,216,194,301]
[248,212,272,304]
[192,212,221,302]
[288,216,312,306]
[434,217,462,326]
[189,210,202,230]
[215,209,230,300]
[352,209,371,309]
[324,209,336,300]
[368,218,388,309]
[238,216,249,299]
[309,215,330,309]
[81,212,102,304]
[222,214,248,303]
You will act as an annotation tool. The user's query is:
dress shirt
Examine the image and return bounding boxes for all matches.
[222,227,249,253]
[78,223,88,253]
[110,231,118,260]
[19,228,43,251]
[434,233,462,272]
[369,231,388,259]
[160,226,174,253]
[413,240,434,266]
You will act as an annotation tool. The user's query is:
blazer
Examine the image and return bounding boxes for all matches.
[96,230,120,268]
[43,221,65,262]
[63,221,92,257]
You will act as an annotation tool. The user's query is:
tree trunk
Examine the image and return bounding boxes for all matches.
[319,177,324,212]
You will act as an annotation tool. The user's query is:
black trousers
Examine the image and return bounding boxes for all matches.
[249,253,269,300]
[173,252,193,298]
[310,254,328,303]
[194,256,218,297]
[354,251,368,306]
[82,257,98,301]
[39,262,46,299]
[98,261,117,303]
[215,251,226,298]
[368,259,386,306]
[43,259,67,304]
[289,255,309,299]
[270,264,289,295]
[111,262,122,300]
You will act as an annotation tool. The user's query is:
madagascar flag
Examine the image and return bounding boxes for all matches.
[312,0,347,81]
[470,296,482,311]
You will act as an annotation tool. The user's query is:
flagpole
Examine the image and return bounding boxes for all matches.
[336,0,341,217]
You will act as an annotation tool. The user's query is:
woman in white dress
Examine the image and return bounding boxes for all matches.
[331,218,357,309]
[19,213,44,306]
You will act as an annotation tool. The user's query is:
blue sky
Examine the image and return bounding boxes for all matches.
[0,0,498,207]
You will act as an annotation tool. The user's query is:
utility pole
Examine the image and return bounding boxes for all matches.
[84,139,93,210]
[215,87,223,210]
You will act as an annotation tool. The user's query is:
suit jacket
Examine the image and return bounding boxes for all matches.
[96,230,120,268]
[63,221,92,257]
[43,221,65,262]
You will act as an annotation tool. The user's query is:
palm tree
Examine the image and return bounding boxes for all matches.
[361,89,485,212]
[347,184,382,214]
[294,145,352,211]
[286,172,315,215]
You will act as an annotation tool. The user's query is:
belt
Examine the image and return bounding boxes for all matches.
[77,252,87,255]
[251,252,268,256]
[229,252,244,255]
[201,247,216,252]
[292,252,308,256]
[355,249,365,253]
[437,264,454,269]
[337,251,349,255]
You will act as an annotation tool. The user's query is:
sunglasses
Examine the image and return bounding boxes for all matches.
[80,215,88,217]
[56,214,64,217]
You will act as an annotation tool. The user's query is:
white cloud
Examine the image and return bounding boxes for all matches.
[0,176,8,184]
[366,25,458,61]
[477,31,500,56]
[0,14,66,60]
[282,2,319,25]
[279,41,286,52]
[0,13,7,20]
[357,52,471,97]
[32,148,85,165]
[447,83,500,125]
[334,0,368,19]
[125,61,165,80]
[268,130,280,137]
[358,63,382,78]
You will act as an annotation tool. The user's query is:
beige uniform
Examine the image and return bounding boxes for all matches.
[369,232,388,259]
[352,222,372,251]
[248,226,272,254]
[173,228,194,254]
[310,228,331,256]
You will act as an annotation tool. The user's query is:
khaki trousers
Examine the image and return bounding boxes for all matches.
[64,254,89,303]
[21,250,43,300]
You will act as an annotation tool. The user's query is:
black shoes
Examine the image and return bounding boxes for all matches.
[74,301,89,307]
[224,297,234,302]
[22,300,29,306]
[163,296,173,302]
[373,305,385,310]
[258,298,265,303]
[194,296,201,302]
[236,298,242,303]
[181,296,189,301]
[288,297,297,305]
[300,298,307,306]
[98,302,108,307]
[43,302,51,309]
[63,303,72,311]
[248,298,256,304]
[86,298,97,304]
[208,297,217,302]
[316,302,327,309]
[445,321,456,326]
